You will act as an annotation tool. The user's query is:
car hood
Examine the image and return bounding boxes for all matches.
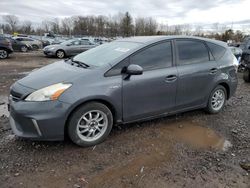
[17,61,91,90]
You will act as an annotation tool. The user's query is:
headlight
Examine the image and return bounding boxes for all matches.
[25,83,72,102]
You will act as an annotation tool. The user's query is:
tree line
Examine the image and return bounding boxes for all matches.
[0,12,157,37]
[0,12,247,42]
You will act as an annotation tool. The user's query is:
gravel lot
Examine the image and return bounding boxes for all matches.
[0,52,249,188]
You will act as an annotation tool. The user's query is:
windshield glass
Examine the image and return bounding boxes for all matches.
[73,41,142,67]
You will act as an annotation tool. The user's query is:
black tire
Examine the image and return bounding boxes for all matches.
[243,69,250,83]
[20,45,28,52]
[56,50,65,58]
[68,102,113,147]
[0,49,9,59]
[206,85,227,114]
[32,44,39,50]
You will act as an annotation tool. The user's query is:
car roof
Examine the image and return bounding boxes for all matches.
[116,35,227,47]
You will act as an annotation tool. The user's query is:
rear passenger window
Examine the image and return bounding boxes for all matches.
[206,42,226,60]
[130,41,172,70]
[176,40,209,65]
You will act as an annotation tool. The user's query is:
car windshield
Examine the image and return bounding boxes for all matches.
[73,41,141,67]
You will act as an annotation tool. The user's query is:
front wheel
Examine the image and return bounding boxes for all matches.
[0,49,9,59]
[56,50,65,58]
[68,102,113,147]
[206,85,227,114]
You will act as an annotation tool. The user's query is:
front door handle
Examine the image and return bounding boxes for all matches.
[165,75,177,82]
[210,68,218,74]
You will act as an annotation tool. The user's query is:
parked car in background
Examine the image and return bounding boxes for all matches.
[40,40,50,48]
[241,49,250,82]
[9,38,32,52]
[43,39,97,58]
[9,36,238,146]
[12,37,43,50]
[0,36,13,59]
[229,46,242,65]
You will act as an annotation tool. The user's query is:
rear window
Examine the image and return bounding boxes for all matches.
[176,40,209,65]
[206,42,226,60]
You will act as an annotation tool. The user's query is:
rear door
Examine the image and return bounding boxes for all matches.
[175,39,219,109]
[122,41,178,122]
[66,40,81,55]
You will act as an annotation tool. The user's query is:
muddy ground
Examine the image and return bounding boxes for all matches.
[0,52,249,188]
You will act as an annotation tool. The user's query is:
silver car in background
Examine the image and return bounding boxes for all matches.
[43,39,98,58]
[12,37,43,50]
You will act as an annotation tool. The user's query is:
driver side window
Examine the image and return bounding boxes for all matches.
[72,41,80,45]
[130,41,173,71]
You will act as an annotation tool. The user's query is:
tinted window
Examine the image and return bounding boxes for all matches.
[177,40,209,65]
[130,41,172,70]
[80,40,90,45]
[206,42,226,60]
[72,40,80,45]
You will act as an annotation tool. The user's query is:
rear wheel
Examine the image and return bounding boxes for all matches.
[68,102,113,147]
[56,50,65,58]
[20,45,28,52]
[0,49,8,59]
[243,68,250,82]
[206,85,227,114]
[32,44,39,50]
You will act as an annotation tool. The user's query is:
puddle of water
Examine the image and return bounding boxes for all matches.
[162,122,231,151]
[88,121,231,187]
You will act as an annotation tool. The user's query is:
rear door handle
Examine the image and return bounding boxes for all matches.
[165,75,177,82]
[210,68,218,74]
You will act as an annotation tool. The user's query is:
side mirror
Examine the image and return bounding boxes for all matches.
[125,64,143,76]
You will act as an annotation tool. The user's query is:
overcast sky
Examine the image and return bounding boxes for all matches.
[1,0,250,27]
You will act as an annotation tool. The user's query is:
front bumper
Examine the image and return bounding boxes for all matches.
[43,49,56,56]
[9,97,71,141]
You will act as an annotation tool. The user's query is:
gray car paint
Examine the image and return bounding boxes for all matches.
[43,39,97,57]
[9,36,238,140]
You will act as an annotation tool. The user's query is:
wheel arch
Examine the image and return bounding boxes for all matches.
[0,47,11,53]
[56,49,66,57]
[64,99,117,137]
[217,82,230,100]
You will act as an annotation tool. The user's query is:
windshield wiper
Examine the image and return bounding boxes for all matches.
[70,58,90,68]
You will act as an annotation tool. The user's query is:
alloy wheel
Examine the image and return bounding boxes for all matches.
[0,50,8,59]
[76,110,108,142]
[211,89,225,111]
[56,51,64,58]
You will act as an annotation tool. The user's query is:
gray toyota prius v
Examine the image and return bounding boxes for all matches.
[9,36,238,147]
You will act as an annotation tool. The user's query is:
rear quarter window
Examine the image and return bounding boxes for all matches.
[206,42,226,60]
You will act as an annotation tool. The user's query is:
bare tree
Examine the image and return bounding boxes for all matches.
[135,17,145,35]
[61,17,74,36]
[3,15,19,33]
[42,20,50,32]
[20,20,32,34]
